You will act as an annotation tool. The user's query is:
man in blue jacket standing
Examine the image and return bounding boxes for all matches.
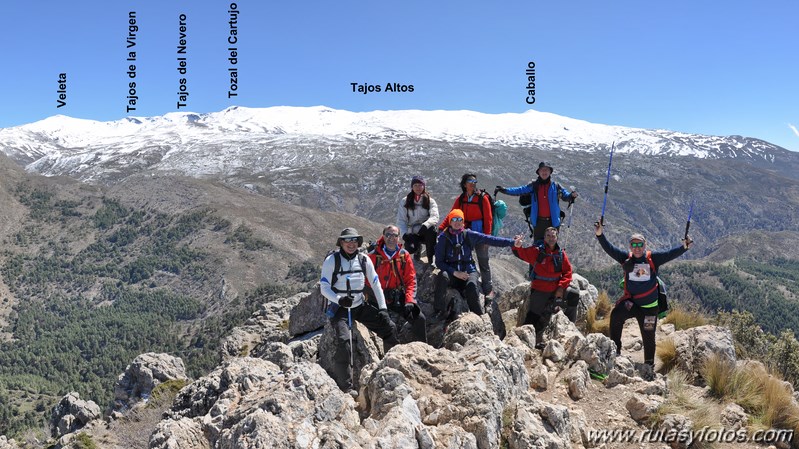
[496,161,578,242]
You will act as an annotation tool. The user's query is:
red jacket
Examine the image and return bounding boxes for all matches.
[512,244,572,293]
[367,238,417,305]
[439,192,493,235]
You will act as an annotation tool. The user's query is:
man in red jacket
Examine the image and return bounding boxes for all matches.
[367,225,427,343]
[512,227,580,348]
[439,173,495,298]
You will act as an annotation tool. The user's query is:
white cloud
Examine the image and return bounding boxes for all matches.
[790,123,799,138]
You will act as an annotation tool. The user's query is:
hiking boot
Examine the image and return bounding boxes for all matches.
[639,364,656,382]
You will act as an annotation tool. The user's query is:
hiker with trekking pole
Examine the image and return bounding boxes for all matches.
[320,228,399,393]
[593,144,694,380]
[494,161,579,243]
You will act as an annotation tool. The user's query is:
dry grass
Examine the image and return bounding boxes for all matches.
[655,369,722,444]
[661,303,708,330]
[703,356,799,440]
[655,337,678,373]
[586,291,612,336]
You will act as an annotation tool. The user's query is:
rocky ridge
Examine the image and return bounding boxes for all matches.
[23,259,798,449]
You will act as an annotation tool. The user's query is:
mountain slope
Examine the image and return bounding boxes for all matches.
[3,107,798,272]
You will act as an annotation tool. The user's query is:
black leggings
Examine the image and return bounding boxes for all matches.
[419,225,437,264]
[610,301,658,365]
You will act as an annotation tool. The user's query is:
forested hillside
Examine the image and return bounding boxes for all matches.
[583,257,799,336]
[0,182,299,436]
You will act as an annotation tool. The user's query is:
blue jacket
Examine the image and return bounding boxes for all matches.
[504,180,574,227]
[435,229,515,275]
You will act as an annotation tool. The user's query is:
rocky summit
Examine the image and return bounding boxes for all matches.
[19,258,797,449]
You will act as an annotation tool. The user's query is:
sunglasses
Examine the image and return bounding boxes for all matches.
[341,237,359,243]
[384,233,399,238]
[630,242,645,248]
[451,217,464,222]
[466,179,478,184]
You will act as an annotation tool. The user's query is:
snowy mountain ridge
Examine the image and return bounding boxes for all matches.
[0,106,784,169]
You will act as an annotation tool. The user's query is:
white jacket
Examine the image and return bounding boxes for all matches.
[320,251,386,309]
[397,195,439,236]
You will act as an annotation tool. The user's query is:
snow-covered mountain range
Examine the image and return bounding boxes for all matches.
[2,106,798,268]
[0,106,788,179]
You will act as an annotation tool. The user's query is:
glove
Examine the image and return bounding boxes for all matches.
[594,220,603,236]
[418,224,429,235]
[377,309,392,323]
[338,295,354,308]
[404,302,420,320]
[682,236,693,249]
[570,191,579,199]
[494,186,505,196]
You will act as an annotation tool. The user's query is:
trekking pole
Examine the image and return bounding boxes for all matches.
[346,277,354,370]
[561,185,576,249]
[566,186,576,228]
[684,198,694,240]
[599,142,615,226]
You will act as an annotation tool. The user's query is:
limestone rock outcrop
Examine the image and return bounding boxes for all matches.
[50,392,102,438]
[114,352,189,411]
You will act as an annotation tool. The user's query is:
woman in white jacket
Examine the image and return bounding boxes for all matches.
[397,176,439,264]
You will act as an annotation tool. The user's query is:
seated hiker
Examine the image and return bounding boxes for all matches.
[594,220,692,371]
[439,173,496,297]
[397,175,439,264]
[320,227,399,392]
[365,225,427,344]
[495,161,578,242]
[434,209,522,321]
[512,227,580,348]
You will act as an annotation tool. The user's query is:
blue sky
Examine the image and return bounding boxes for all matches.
[1,0,797,151]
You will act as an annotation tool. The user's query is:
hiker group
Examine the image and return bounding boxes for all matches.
[320,155,693,392]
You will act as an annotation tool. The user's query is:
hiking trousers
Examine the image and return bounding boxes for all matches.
[387,301,428,344]
[419,225,437,264]
[434,270,481,318]
[520,287,579,336]
[475,243,492,295]
[610,301,658,366]
[532,217,554,242]
[330,303,398,391]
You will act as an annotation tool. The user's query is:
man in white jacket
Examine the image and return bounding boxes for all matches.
[320,227,399,392]
[397,176,439,264]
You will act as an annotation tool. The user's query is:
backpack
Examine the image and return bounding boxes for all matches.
[519,181,566,237]
[458,189,500,234]
[619,251,669,317]
[371,249,408,288]
[492,199,507,236]
[327,250,368,295]
[322,249,368,318]
[527,243,564,282]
